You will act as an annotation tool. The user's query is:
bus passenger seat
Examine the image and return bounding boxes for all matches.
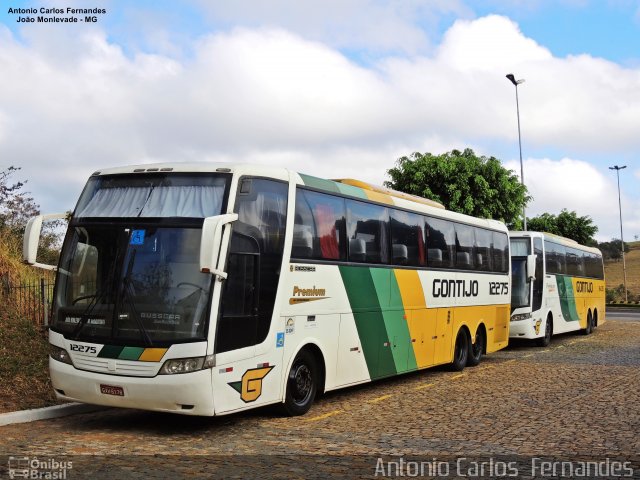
[427,248,443,265]
[476,253,484,268]
[457,252,471,267]
[392,244,408,265]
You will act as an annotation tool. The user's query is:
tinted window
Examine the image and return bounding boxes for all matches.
[390,210,425,266]
[293,189,346,261]
[426,216,455,268]
[546,242,567,275]
[474,228,493,272]
[346,200,389,264]
[566,247,585,276]
[454,223,475,270]
[492,232,509,273]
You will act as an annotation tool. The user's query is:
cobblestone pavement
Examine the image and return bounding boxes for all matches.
[1,319,638,479]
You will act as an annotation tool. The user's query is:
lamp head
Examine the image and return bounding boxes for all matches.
[506,73,525,86]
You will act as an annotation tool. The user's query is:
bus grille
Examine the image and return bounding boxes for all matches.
[72,356,159,377]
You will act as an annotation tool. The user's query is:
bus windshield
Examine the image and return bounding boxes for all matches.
[510,258,530,309]
[51,173,230,346]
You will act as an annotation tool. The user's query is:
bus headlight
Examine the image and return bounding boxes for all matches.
[511,312,532,322]
[50,345,73,365]
[159,355,215,374]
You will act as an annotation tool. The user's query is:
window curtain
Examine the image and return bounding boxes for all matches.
[78,185,224,218]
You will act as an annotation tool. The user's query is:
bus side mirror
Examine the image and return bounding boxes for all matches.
[526,254,537,280]
[200,213,238,280]
[23,213,68,271]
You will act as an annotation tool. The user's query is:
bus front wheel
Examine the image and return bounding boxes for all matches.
[537,316,552,347]
[451,330,469,371]
[282,349,318,416]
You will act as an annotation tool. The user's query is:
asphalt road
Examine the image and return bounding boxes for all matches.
[606,306,640,321]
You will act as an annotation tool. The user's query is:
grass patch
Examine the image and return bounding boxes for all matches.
[0,308,59,413]
[0,226,59,413]
[604,243,640,303]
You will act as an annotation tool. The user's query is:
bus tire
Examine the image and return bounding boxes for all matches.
[450,329,469,371]
[582,311,593,335]
[281,349,318,416]
[537,315,552,347]
[467,327,485,367]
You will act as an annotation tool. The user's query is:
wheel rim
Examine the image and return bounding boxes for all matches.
[289,362,313,406]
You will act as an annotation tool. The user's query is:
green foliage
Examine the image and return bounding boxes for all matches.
[598,239,630,261]
[0,166,63,266]
[0,166,39,232]
[385,149,530,227]
[526,209,598,245]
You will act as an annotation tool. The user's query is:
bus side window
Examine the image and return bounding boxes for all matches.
[346,200,389,264]
[390,210,425,267]
[293,189,346,261]
[474,227,493,272]
[425,216,455,268]
[492,232,509,273]
[454,223,475,270]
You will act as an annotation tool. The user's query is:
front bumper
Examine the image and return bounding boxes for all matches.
[50,358,215,416]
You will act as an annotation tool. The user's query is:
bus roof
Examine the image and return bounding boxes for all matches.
[86,162,508,234]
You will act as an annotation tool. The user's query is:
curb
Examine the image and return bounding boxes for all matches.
[0,403,104,426]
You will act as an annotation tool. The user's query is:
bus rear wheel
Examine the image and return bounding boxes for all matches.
[281,349,318,416]
[467,328,485,367]
[451,330,469,371]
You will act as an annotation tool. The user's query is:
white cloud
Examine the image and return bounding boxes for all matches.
[505,157,640,242]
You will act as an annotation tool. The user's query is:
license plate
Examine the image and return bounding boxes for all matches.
[100,384,124,396]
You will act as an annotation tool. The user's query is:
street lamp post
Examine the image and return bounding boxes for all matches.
[506,73,527,231]
[609,165,628,303]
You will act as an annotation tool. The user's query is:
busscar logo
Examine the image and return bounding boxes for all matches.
[228,366,274,403]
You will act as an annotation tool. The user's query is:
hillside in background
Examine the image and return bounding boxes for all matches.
[604,241,640,303]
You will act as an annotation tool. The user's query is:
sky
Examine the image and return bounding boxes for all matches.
[1,0,639,242]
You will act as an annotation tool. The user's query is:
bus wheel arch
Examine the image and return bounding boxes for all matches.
[467,323,486,367]
[280,343,325,416]
[450,326,470,371]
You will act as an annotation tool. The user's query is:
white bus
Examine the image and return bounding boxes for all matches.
[509,231,605,346]
[24,164,511,416]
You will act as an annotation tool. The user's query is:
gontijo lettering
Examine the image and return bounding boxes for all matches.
[433,279,479,298]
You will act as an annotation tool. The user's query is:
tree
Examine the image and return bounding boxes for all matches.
[527,209,598,245]
[385,149,530,227]
[0,166,63,263]
[598,239,629,261]
[0,166,39,232]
